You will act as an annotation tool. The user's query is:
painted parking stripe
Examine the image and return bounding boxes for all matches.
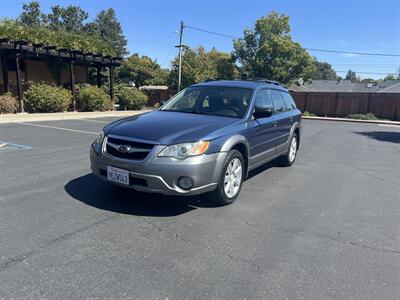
[379,124,400,128]
[80,118,110,123]
[0,142,32,152]
[16,122,98,135]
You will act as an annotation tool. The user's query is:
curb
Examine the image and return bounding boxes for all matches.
[0,110,151,124]
[302,116,400,126]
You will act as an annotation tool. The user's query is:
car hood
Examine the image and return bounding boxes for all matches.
[105,110,239,144]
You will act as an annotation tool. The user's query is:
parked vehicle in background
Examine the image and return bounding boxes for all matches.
[90,79,302,205]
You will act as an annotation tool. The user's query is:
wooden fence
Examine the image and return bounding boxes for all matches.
[290,92,400,121]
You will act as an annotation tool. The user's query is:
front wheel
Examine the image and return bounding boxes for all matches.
[209,150,245,206]
[279,133,298,167]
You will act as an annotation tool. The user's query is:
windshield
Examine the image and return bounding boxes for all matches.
[161,86,253,118]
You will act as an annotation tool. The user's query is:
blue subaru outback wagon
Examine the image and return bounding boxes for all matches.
[91,79,301,205]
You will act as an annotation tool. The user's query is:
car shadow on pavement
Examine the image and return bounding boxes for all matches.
[355,131,400,144]
[65,174,219,217]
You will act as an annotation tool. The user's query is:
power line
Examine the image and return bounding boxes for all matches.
[185,25,240,39]
[185,24,400,57]
[306,48,400,57]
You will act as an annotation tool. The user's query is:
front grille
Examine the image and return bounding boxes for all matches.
[105,136,154,160]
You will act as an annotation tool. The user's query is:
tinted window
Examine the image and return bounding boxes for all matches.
[281,92,297,110]
[254,90,273,110]
[161,86,253,118]
[269,90,287,113]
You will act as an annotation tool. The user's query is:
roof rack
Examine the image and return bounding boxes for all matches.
[201,77,283,86]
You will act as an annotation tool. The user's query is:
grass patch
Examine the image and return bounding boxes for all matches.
[347,113,380,120]
[302,111,316,117]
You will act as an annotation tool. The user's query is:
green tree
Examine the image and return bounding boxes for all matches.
[345,69,357,81]
[43,4,89,33]
[232,11,314,84]
[117,54,167,88]
[90,8,127,57]
[18,1,42,27]
[168,47,237,90]
[310,59,337,80]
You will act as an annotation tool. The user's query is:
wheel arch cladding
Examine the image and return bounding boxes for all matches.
[220,136,250,176]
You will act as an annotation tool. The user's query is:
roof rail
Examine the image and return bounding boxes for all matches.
[201,77,283,86]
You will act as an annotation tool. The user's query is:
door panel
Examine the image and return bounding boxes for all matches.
[269,90,293,152]
[247,89,278,167]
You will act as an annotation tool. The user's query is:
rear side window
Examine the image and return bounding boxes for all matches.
[254,90,273,110]
[269,90,287,113]
[281,92,297,110]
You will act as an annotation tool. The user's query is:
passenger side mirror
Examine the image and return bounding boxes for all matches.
[253,106,273,119]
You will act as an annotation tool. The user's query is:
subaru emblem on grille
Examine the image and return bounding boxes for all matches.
[117,145,131,153]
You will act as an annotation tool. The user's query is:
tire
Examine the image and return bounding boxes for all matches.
[209,149,245,206]
[279,133,298,167]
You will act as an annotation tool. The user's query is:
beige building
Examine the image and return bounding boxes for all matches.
[0,58,88,91]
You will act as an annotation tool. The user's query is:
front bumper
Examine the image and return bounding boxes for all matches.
[90,143,227,196]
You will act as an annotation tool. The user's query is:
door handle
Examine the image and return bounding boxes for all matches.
[289,117,293,123]
[273,122,278,127]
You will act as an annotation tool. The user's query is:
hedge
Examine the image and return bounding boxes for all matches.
[77,84,113,111]
[115,85,148,110]
[0,93,18,114]
[24,83,72,113]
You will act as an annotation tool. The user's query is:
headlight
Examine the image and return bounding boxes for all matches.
[94,131,105,145]
[158,141,210,159]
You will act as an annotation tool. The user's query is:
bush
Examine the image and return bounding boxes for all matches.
[348,113,379,120]
[77,84,112,111]
[0,93,18,114]
[115,85,148,110]
[302,111,316,117]
[24,83,71,113]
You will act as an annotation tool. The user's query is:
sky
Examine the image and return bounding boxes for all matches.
[2,0,400,79]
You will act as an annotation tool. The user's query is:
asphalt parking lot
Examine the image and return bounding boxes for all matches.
[0,117,399,299]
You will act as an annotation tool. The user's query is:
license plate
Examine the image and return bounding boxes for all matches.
[107,166,129,185]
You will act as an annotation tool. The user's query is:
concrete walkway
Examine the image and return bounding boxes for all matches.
[0,109,150,124]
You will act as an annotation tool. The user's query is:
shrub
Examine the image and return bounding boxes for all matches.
[348,113,379,120]
[0,93,18,114]
[24,83,71,113]
[77,84,112,111]
[302,111,316,117]
[115,85,148,110]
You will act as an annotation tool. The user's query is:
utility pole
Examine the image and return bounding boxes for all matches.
[176,21,185,92]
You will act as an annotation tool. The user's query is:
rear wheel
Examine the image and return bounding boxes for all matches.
[209,150,244,206]
[280,133,298,167]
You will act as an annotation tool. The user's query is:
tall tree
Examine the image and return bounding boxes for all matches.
[43,5,89,33]
[117,54,167,87]
[232,11,314,84]
[18,1,42,27]
[310,59,337,80]
[91,9,127,57]
[345,69,357,81]
[168,47,237,90]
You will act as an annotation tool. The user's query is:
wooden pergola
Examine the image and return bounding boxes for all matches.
[0,38,122,112]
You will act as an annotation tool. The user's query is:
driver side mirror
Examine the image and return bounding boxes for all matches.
[253,106,273,119]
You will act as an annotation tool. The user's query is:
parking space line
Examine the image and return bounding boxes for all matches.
[16,122,98,135]
[80,118,110,123]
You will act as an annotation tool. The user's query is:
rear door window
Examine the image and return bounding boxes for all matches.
[281,92,297,110]
[269,90,287,113]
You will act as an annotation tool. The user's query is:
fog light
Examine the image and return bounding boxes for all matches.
[178,177,193,190]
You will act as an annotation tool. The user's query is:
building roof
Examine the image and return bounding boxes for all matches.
[289,79,400,93]
[139,85,169,91]
[0,39,121,67]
